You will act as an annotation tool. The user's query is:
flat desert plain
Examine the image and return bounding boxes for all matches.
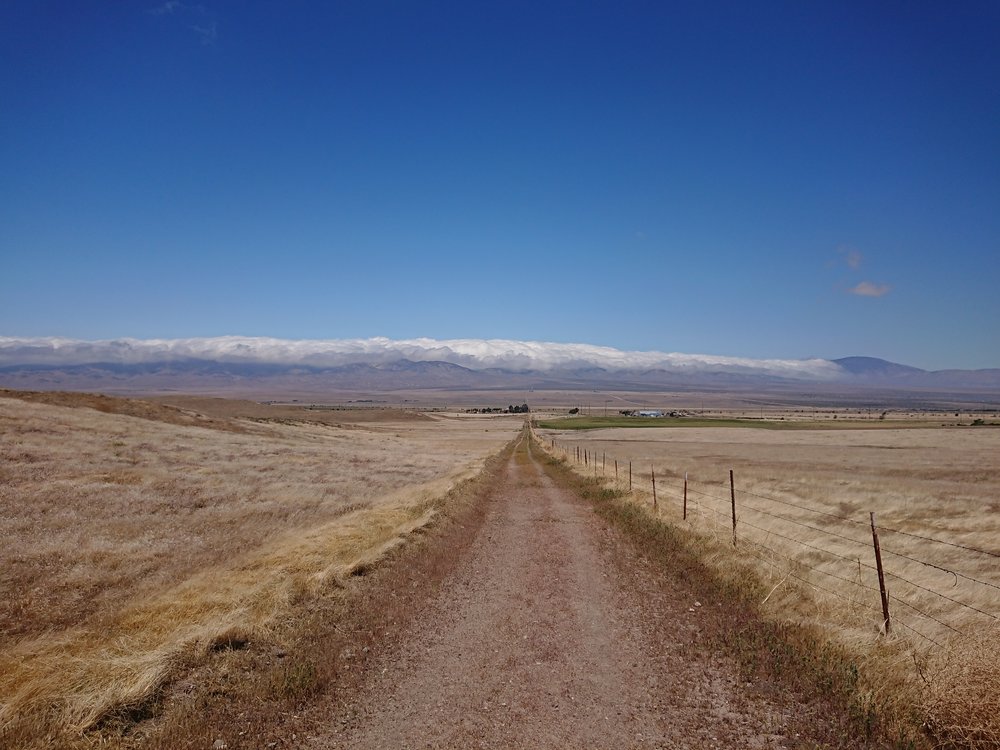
[0,391,519,742]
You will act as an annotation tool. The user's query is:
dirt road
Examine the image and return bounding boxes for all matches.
[313,436,864,749]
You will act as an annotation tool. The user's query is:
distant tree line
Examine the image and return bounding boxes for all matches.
[465,403,530,414]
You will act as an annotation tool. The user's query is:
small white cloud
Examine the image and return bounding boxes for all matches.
[836,245,863,270]
[148,1,182,15]
[192,21,217,44]
[850,281,891,298]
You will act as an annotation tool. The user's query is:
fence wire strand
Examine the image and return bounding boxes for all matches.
[881,546,1000,593]
[544,436,999,646]
[885,570,999,621]
[730,514,876,571]
[738,485,870,527]
[743,536,875,595]
[889,593,962,634]
[892,615,945,648]
[742,544,870,610]
[877,525,1000,559]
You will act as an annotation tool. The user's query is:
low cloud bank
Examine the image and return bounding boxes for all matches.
[0,336,844,380]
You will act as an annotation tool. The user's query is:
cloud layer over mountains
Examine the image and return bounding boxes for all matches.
[0,336,844,380]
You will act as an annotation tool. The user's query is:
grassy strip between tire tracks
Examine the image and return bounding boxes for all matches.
[529,431,932,750]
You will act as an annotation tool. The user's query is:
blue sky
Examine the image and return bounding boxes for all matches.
[2,1,998,370]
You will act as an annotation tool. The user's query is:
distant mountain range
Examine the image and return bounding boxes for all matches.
[0,337,998,401]
[830,356,1000,389]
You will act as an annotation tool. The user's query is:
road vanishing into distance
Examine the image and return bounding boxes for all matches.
[308,435,871,749]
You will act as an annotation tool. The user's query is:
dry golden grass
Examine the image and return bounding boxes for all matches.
[1,388,254,433]
[924,625,1000,747]
[149,394,436,424]
[537,422,1000,747]
[0,393,519,745]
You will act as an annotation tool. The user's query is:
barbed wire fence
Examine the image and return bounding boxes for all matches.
[536,429,999,651]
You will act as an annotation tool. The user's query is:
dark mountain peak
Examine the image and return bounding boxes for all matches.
[833,357,926,378]
[371,359,477,374]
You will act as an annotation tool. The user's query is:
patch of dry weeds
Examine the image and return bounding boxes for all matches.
[0,394,519,746]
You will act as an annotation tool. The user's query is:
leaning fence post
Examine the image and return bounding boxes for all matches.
[870,512,892,634]
[629,461,632,491]
[615,459,618,482]
[652,468,657,510]
[730,469,737,547]
[683,472,688,520]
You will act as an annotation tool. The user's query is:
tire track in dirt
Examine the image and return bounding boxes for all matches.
[314,435,862,749]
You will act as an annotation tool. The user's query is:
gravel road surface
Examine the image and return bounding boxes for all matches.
[314,437,860,749]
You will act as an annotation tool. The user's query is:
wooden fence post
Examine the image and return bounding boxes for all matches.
[629,461,632,491]
[652,468,657,510]
[615,459,618,482]
[683,472,688,520]
[730,469,737,547]
[870,512,892,634]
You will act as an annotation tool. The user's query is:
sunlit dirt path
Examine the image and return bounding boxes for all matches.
[313,436,863,749]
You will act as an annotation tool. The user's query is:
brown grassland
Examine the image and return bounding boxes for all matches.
[4,385,998,749]
[535,419,1000,748]
[0,391,520,746]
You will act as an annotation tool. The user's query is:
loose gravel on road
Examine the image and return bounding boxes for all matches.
[305,435,868,749]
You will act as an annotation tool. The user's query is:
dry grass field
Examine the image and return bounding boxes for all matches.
[0,391,519,745]
[537,420,1000,745]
